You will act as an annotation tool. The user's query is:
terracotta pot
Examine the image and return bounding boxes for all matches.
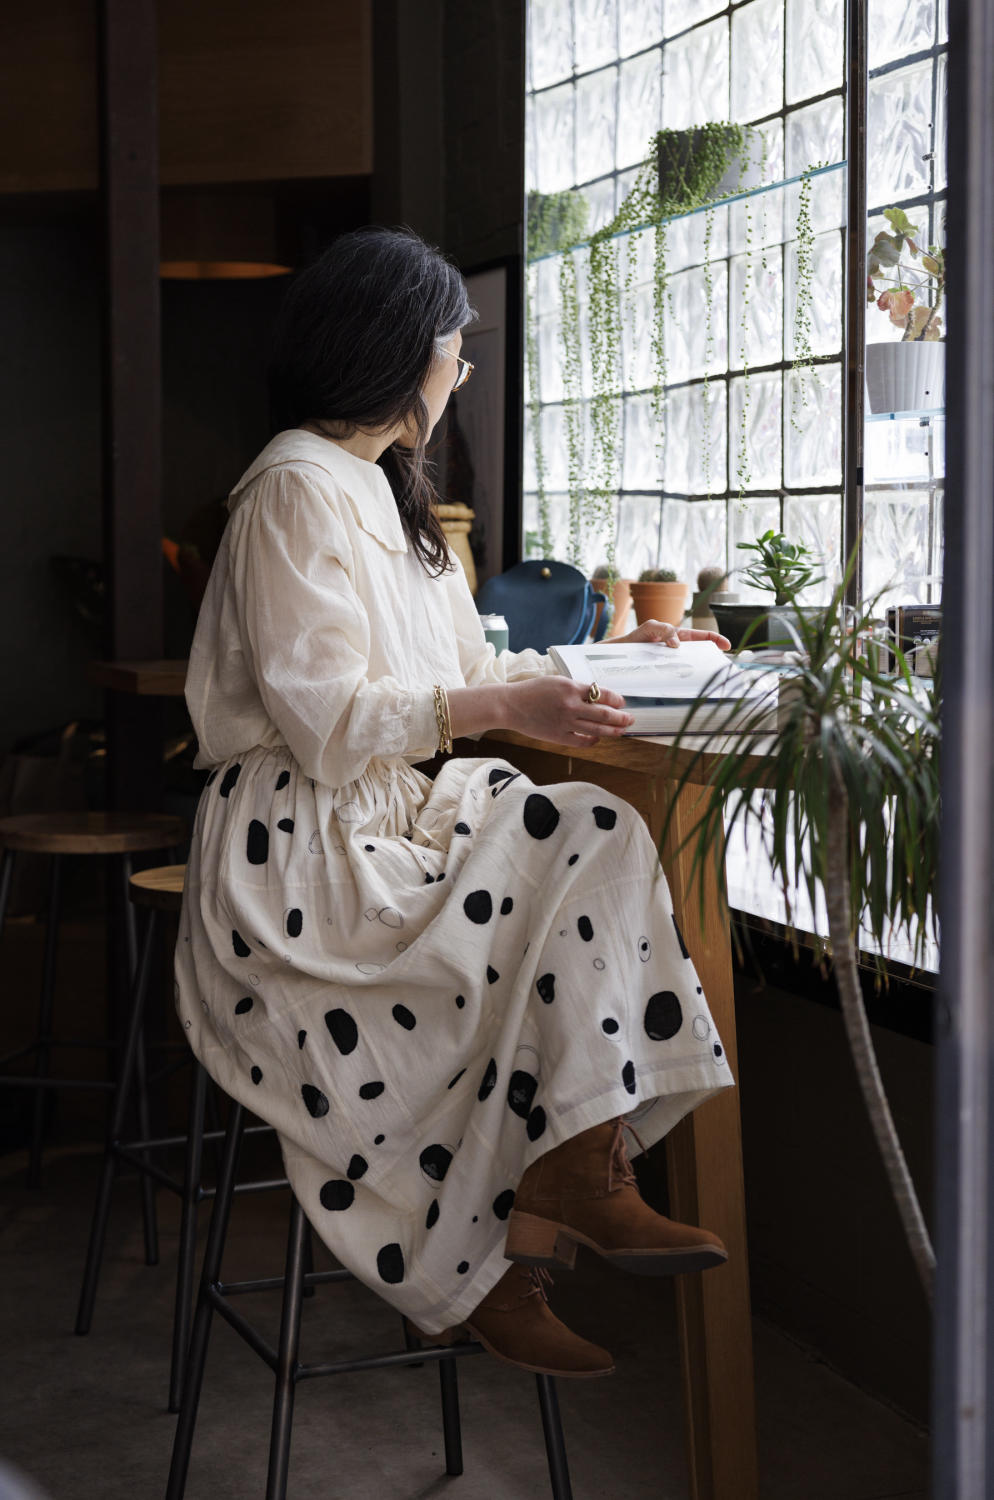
[630,580,689,627]
[434,502,477,593]
[591,577,633,638]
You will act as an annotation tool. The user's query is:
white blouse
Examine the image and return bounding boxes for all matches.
[186,429,554,788]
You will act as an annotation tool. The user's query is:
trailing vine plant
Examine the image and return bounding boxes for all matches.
[789,162,825,433]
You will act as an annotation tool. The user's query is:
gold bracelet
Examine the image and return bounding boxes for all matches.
[433,683,453,755]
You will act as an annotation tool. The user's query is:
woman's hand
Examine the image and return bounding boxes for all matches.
[502,676,633,747]
[615,618,732,651]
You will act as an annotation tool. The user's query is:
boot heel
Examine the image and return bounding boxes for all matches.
[504,1210,578,1269]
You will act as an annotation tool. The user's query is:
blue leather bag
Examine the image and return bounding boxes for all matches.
[474,559,610,654]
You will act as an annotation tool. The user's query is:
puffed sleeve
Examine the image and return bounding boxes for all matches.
[230,467,439,786]
[443,554,559,685]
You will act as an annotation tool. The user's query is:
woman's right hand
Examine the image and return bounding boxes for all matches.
[502,676,633,747]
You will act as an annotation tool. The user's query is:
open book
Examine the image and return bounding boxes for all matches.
[548,639,778,735]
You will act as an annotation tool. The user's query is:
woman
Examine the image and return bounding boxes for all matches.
[175,227,734,1380]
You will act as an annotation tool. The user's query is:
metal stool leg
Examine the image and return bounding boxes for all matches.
[119,856,158,1266]
[0,847,14,930]
[265,1196,308,1500]
[168,1059,208,1412]
[439,1356,465,1476]
[28,855,62,1188]
[535,1375,573,1500]
[166,1103,246,1500]
[75,911,158,1335]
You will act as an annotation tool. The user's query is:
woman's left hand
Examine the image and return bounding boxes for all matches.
[615,619,732,651]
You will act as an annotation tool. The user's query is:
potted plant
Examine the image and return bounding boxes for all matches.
[661,555,939,1300]
[712,530,823,648]
[689,566,729,632]
[865,206,946,414]
[630,567,689,627]
[656,123,764,207]
[590,564,633,638]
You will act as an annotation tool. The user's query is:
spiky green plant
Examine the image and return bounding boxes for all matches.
[660,553,940,1300]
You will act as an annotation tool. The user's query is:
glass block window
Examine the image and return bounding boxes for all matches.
[524,0,947,609]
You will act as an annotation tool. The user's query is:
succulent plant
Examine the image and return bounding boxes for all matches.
[637,567,678,583]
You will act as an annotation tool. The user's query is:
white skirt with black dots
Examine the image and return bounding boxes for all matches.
[175,747,735,1334]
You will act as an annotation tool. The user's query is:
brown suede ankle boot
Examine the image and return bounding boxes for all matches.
[409,1263,615,1378]
[505,1118,728,1276]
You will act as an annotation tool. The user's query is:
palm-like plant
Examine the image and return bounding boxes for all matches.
[661,556,940,1299]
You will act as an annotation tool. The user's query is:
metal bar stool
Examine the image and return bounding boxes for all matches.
[166,1100,574,1500]
[75,864,280,1413]
[0,811,185,1190]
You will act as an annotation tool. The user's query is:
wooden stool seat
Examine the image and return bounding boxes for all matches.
[0,812,185,856]
[129,865,185,913]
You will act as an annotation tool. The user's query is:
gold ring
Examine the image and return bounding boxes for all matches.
[586,682,601,704]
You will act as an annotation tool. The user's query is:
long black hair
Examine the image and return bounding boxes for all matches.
[269,227,473,576]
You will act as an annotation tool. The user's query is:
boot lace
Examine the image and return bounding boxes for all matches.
[521,1266,554,1305]
[607,1117,649,1193]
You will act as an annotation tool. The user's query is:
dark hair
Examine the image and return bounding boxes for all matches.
[269,227,473,575]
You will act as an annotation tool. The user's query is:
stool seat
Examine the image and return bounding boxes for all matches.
[0,812,185,856]
[130,865,185,912]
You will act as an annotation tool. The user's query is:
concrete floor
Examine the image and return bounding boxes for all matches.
[0,1136,930,1500]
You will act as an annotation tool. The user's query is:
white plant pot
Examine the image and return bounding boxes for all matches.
[865,340,945,415]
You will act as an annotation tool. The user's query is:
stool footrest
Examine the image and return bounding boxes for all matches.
[299,1342,482,1381]
[219,1267,354,1296]
[0,1074,115,1091]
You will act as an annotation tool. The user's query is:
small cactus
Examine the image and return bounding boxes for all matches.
[637,567,678,583]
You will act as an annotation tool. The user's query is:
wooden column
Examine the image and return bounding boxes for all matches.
[98,0,164,811]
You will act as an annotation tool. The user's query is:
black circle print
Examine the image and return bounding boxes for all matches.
[275,769,290,791]
[526,1107,547,1141]
[448,1069,466,1090]
[492,1189,515,1221]
[359,1081,385,1100]
[593,805,617,830]
[638,936,652,963]
[219,763,241,797]
[463,890,493,924]
[419,1144,453,1183]
[523,792,560,839]
[301,1084,329,1118]
[602,1018,619,1035]
[577,915,594,942]
[392,1003,417,1030]
[246,820,269,865]
[644,991,683,1042]
[486,965,500,984]
[671,913,690,960]
[500,896,514,915]
[232,930,251,958]
[324,1009,358,1055]
[297,1029,307,1049]
[622,1060,637,1094]
[347,1154,368,1180]
[454,994,466,1009]
[714,1043,724,1059]
[277,818,294,833]
[488,766,516,787]
[250,1066,263,1085]
[284,909,303,939]
[507,1070,538,1119]
[454,821,472,835]
[374,1134,385,1145]
[426,1200,440,1229]
[234,996,253,1015]
[568,853,579,866]
[457,1261,469,1274]
[319,1180,355,1212]
[537,973,556,1003]
[478,1058,498,1101]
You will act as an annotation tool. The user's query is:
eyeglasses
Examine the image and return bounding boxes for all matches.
[450,353,475,391]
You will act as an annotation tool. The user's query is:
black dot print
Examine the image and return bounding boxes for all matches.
[486,965,500,984]
[234,996,253,1015]
[492,1189,515,1220]
[500,896,514,915]
[424,873,436,884]
[672,914,690,960]
[285,909,303,938]
[325,1009,358,1055]
[463,890,493,924]
[359,1081,385,1100]
[568,853,579,866]
[644,991,684,1042]
[250,1065,263,1085]
[697,986,703,995]
[419,1144,453,1183]
[488,767,516,787]
[490,771,521,799]
[622,1060,637,1094]
[507,1070,538,1119]
[275,770,290,790]
[392,1003,417,1030]
[448,1069,466,1089]
[454,994,466,1009]
[437,872,446,881]
[714,1043,724,1058]
[426,1200,440,1230]
[374,1133,385,1144]
[246,820,269,865]
[277,818,294,833]
[301,1084,329,1118]
[593,805,618,830]
[472,1215,478,1223]
[297,1029,307,1048]
[454,821,472,835]
[219,763,241,797]
[478,1059,498,1101]
[232,930,251,958]
[523,792,560,839]
[537,973,556,1004]
[347,1154,368,1180]
[638,936,652,963]
[320,1180,355,1212]
[526,1107,547,1141]
[457,1261,469,1274]
[205,770,218,786]
[602,1018,619,1035]
[577,915,594,942]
